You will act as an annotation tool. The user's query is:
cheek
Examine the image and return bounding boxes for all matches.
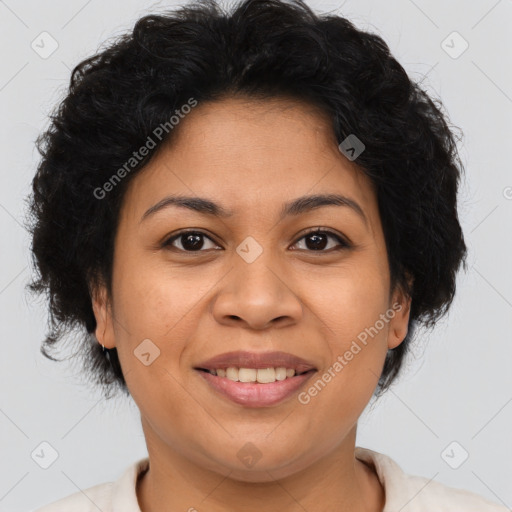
[108,266,191,395]
[308,255,391,339]
[113,255,207,340]
[298,292,390,441]
[111,270,199,426]
[300,256,391,398]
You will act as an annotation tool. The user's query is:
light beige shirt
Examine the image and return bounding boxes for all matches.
[32,446,509,511]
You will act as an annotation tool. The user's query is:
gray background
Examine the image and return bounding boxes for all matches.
[0,0,511,510]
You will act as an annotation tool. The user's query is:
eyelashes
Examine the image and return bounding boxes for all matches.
[292,228,351,252]
[163,230,219,252]
[162,227,351,254]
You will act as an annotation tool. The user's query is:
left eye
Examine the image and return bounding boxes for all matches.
[163,229,349,253]
[292,229,349,252]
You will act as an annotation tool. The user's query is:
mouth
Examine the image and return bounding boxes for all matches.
[194,350,317,376]
[196,367,315,380]
[193,350,318,407]
[194,367,317,407]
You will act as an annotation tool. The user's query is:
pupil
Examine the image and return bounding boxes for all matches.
[306,233,327,250]
[182,233,203,251]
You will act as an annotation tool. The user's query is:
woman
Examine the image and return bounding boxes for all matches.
[27,0,508,510]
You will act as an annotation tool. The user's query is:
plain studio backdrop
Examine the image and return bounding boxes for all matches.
[0,0,511,510]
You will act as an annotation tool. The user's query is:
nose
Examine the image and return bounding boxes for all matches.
[210,250,304,330]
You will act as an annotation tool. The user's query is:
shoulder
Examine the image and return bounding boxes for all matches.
[396,471,509,511]
[31,482,113,512]
[355,446,509,511]
[31,456,149,512]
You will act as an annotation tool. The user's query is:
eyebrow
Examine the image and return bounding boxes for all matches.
[140,193,367,225]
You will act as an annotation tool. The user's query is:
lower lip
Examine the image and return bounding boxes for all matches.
[196,370,316,407]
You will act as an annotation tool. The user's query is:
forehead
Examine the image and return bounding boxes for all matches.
[173,94,339,156]
[120,95,377,224]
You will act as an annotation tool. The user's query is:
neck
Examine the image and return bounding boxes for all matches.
[136,422,384,512]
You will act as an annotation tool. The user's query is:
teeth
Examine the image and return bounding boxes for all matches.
[211,367,298,383]
[275,367,287,381]
[226,367,239,381]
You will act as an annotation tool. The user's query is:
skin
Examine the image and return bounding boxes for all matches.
[92,95,411,512]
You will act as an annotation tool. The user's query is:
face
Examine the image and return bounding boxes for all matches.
[92,95,411,482]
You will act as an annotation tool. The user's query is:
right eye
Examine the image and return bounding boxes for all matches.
[162,230,221,252]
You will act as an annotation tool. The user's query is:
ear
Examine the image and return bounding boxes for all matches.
[387,277,413,350]
[90,280,116,349]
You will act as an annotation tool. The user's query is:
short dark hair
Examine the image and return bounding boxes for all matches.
[25,0,467,400]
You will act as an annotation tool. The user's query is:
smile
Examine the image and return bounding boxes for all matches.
[196,368,316,407]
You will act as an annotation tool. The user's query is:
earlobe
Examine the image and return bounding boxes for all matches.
[388,286,412,350]
[90,282,116,349]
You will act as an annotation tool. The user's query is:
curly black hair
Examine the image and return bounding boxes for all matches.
[25,0,467,401]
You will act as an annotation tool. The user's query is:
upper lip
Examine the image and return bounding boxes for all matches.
[195,350,317,374]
